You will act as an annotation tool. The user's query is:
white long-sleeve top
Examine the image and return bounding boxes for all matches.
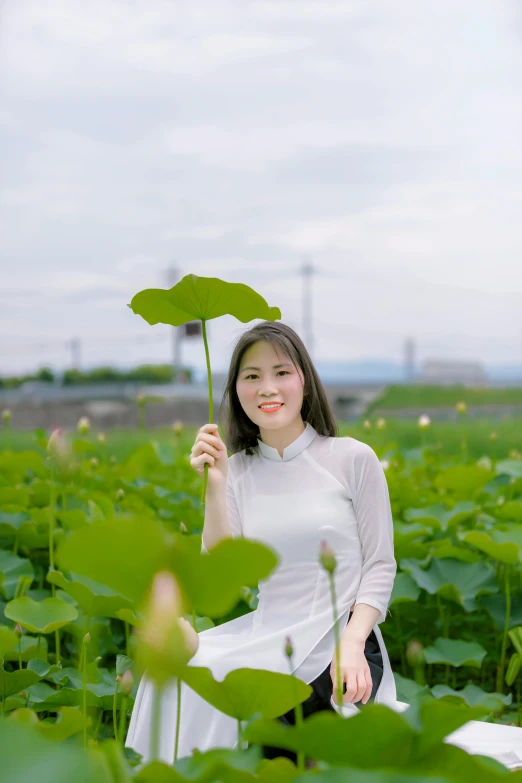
[202,420,397,625]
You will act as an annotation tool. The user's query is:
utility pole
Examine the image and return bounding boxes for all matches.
[301,257,317,360]
[404,337,416,384]
[165,264,182,383]
[68,337,81,370]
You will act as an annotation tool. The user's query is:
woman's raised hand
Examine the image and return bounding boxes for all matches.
[189,423,229,487]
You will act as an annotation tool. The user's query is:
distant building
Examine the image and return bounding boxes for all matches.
[418,359,488,386]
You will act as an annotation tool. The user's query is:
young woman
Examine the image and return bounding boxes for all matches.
[126,322,522,770]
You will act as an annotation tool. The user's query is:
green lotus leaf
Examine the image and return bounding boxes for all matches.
[459,526,522,564]
[0,627,18,658]
[0,657,62,700]
[479,595,522,632]
[46,569,134,618]
[56,516,169,605]
[0,510,32,536]
[390,572,421,605]
[3,633,48,664]
[4,596,78,634]
[0,716,100,783]
[129,273,281,327]
[496,459,522,479]
[433,465,492,499]
[0,550,34,599]
[404,502,476,533]
[9,705,90,742]
[422,637,487,668]
[400,557,497,611]
[244,698,487,769]
[180,665,312,721]
[430,682,511,712]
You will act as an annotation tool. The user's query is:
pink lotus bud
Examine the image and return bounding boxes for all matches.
[172,420,184,434]
[180,522,187,534]
[83,632,91,645]
[120,668,134,695]
[319,540,336,573]
[116,488,124,501]
[284,636,293,658]
[14,623,23,638]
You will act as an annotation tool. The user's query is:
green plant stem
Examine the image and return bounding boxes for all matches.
[124,622,129,657]
[93,708,103,741]
[200,319,212,506]
[150,681,162,761]
[82,636,89,749]
[328,573,343,711]
[174,677,182,762]
[18,638,22,670]
[113,678,119,741]
[497,564,511,693]
[118,694,128,746]
[289,662,305,772]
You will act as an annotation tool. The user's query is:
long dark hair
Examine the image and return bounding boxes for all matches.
[218,321,338,455]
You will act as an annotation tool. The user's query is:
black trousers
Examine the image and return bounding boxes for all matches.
[259,612,384,763]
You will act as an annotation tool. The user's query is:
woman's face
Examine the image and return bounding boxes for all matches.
[236,341,305,430]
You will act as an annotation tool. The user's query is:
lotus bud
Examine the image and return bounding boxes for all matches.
[116,488,124,501]
[2,409,12,426]
[47,428,72,468]
[319,540,336,574]
[97,432,106,444]
[418,414,431,430]
[137,393,146,405]
[376,417,386,430]
[83,632,91,645]
[489,432,497,441]
[90,457,99,468]
[455,401,467,415]
[77,416,91,434]
[120,668,134,695]
[284,635,294,659]
[363,419,371,430]
[380,459,390,470]
[180,521,187,534]
[172,420,184,434]
[137,570,193,686]
[14,623,23,638]
[406,640,424,667]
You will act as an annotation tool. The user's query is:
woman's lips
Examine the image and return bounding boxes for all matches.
[258,403,284,413]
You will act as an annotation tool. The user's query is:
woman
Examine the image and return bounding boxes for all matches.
[125,321,522,770]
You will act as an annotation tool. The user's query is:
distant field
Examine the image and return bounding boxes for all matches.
[367,384,522,413]
[1,416,521,462]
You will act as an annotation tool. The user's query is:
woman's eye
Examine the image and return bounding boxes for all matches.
[245,371,288,380]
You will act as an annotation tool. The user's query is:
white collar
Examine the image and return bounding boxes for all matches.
[256,421,318,462]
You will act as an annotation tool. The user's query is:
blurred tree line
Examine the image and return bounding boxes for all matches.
[0,364,191,388]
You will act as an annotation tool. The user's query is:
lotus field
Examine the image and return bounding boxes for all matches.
[1,274,522,781]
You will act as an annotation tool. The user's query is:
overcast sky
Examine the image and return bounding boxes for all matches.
[1,0,521,378]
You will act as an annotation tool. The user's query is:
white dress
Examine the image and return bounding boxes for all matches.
[125,422,522,770]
